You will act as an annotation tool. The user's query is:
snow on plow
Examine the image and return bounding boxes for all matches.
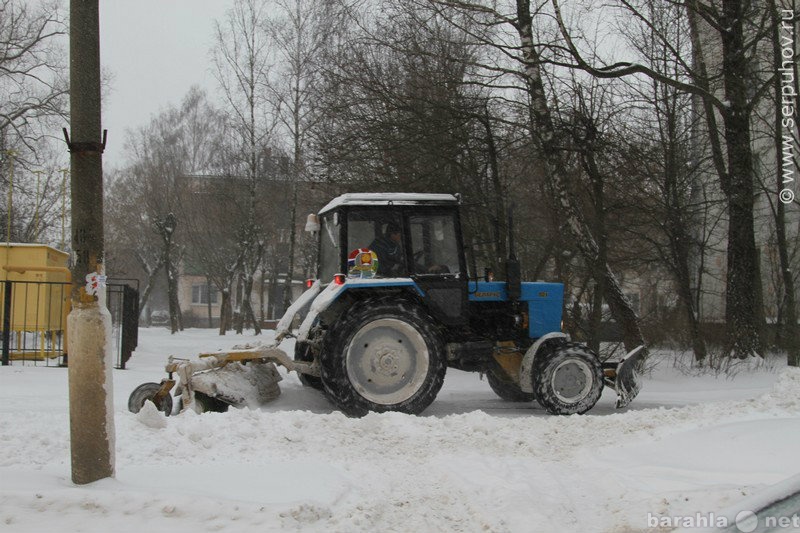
[128,282,323,415]
[128,343,315,415]
[603,345,646,409]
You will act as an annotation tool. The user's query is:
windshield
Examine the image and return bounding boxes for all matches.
[347,209,406,277]
[319,214,340,281]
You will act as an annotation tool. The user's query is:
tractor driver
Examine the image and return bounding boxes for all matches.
[369,222,404,276]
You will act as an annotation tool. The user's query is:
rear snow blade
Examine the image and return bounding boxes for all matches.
[613,345,646,409]
[167,346,294,414]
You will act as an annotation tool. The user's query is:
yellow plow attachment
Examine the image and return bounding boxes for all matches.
[129,344,320,415]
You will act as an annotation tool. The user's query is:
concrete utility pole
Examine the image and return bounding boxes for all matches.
[66,0,115,484]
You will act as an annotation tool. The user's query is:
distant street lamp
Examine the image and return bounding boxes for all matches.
[32,170,44,242]
[155,213,179,333]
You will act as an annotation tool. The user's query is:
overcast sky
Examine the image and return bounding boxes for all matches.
[99,1,231,169]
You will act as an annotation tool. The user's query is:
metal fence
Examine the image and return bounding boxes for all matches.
[0,279,139,369]
[106,279,140,369]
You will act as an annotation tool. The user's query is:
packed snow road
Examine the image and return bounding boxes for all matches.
[1,328,798,533]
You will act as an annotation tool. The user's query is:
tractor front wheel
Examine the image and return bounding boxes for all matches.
[321,302,446,417]
[532,343,603,415]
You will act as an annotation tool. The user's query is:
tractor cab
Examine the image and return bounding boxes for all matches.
[315,193,469,325]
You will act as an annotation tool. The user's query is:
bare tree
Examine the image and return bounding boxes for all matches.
[268,0,332,308]
[108,87,225,329]
[154,213,183,333]
[117,124,183,331]
[0,143,69,246]
[551,0,777,357]
[0,0,66,243]
[0,0,66,147]
[312,2,526,275]
[765,0,799,366]
[179,172,248,335]
[212,0,279,333]
[608,0,713,362]
[413,0,647,353]
[105,169,164,314]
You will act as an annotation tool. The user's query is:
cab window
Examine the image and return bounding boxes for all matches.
[319,214,340,281]
[408,213,460,275]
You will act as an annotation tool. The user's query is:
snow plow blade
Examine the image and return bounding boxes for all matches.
[603,345,646,409]
[189,361,283,409]
[128,343,320,415]
[170,344,318,413]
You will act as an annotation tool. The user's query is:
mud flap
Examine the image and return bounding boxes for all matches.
[612,345,646,409]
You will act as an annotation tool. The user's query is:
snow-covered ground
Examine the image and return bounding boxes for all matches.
[1,328,799,533]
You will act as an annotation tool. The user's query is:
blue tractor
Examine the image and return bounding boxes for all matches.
[129,193,644,417]
[286,193,644,416]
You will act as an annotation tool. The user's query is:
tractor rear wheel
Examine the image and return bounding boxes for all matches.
[320,301,446,417]
[486,368,535,403]
[532,343,603,415]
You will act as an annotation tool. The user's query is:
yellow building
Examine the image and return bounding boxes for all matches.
[1,244,70,361]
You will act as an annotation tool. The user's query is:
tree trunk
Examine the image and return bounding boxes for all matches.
[667,203,708,363]
[259,266,266,323]
[218,288,231,335]
[267,261,279,319]
[234,272,244,334]
[164,261,180,333]
[579,123,607,354]
[663,102,708,363]
[206,277,213,329]
[722,166,760,358]
[241,272,261,334]
[136,258,163,318]
[482,110,507,265]
[675,258,707,362]
[718,0,761,357]
[776,200,800,365]
[240,245,263,335]
[282,180,299,311]
[159,217,182,335]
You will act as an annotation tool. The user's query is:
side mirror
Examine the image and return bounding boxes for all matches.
[305,214,320,233]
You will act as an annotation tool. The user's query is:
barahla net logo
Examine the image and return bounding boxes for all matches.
[647,510,800,531]
[648,512,728,529]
